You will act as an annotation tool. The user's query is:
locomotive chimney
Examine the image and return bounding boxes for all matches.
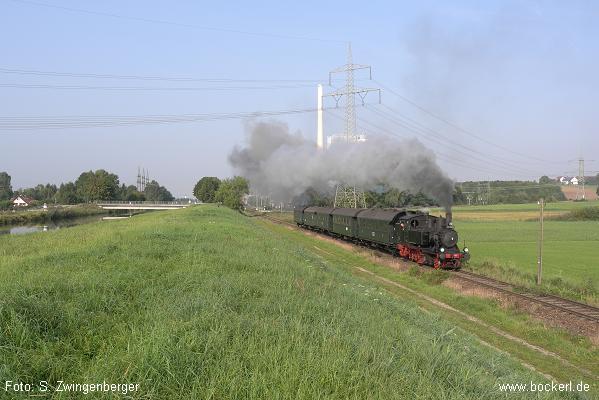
[446,212,453,227]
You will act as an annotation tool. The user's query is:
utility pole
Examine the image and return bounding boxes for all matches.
[537,198,544,285]
[323,43,380,208]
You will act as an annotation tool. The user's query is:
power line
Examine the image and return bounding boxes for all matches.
[357,117,520,177]
[373,79,566,164]
[326,108,517,177]
[0,105,332,132]
[0,83,317,91]
[8,0,345,43]
[364,104,566,178]
[376,104,544,172]
[366,106,532,176]
[0,67,321,83]
[328,107,563,179]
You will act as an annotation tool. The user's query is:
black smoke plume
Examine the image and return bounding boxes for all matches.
[229,121,454,210]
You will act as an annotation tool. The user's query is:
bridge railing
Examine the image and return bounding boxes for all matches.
[96,200,196,206]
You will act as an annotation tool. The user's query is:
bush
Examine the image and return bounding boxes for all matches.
[551,206,599,221]
[193,177,221,203]
[214,177,249,211]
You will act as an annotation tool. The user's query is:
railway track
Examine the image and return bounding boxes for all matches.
[454,270,599,323]
[256,212,599,324]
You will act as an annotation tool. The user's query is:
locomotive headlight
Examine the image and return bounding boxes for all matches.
[440,247,445,253]
[464,247,469,253]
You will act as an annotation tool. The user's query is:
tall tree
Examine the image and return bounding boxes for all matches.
[56,182,80,205]
[214,176,249,211]
[119,184,145,201]
[0,172,12,200]
[22,183,58,203]
[193,177,221,203]
[75,170,120,201]
[144,180,174,201]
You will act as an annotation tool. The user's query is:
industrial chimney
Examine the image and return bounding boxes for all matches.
[317,84,324,150]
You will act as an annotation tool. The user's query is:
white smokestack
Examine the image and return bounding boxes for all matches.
[317,84,324,150]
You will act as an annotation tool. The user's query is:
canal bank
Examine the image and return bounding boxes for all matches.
[0,205,108,226]
[0,215,106,235]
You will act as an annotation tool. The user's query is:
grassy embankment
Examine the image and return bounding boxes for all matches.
[0,206,587,399]
[0,205,107,226]
[258,215,598,393]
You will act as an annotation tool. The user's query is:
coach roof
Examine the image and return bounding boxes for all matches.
[357,208,404,224]
[331,208,365,218]
[304,206,336,214]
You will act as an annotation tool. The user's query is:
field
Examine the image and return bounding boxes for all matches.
[432,200,599,221]
[457,220,598,301]
[428,201,599,302]
[561,185,598,201]
[0,206,585,399]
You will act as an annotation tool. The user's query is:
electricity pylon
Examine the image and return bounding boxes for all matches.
[324,43,379,208]
[334,183,366,208]
[137,167,150,192]
[569,157,595,200]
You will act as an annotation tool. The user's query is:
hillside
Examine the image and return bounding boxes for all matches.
[0,206,585,399]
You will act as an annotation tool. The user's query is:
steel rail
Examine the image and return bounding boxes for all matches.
[454,271,599,323]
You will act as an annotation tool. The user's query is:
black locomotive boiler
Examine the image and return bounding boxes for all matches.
[294,206,469,269]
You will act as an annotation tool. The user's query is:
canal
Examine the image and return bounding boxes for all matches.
[0,215,111,235]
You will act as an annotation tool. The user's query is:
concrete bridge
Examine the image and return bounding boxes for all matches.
[96,201,195,210]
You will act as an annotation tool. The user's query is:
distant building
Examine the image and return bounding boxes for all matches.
[557,176,579,185]
[11,195,34,207]
[327,134,367,147]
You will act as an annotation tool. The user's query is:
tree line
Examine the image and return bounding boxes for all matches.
[193,176,249,211]
[452,177,592,205]
[190,173,599,212]
[0,170,174,210]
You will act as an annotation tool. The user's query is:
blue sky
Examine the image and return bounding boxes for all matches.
[2,0,598,196]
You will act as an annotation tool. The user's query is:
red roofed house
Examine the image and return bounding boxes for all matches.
[11,195,35,207]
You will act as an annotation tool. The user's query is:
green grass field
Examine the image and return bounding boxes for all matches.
[431,200,599,221]
[419,201,599,301]
[449,200,599,212]
[457,220,598,303]
[0,206,583,399]
[446,202,599,303]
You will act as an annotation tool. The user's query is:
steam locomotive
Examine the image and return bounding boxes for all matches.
[293,206,469,269]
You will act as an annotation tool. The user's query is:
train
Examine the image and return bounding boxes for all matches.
[293,206,469,269]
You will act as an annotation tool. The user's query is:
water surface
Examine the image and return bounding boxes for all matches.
[0,215,104,236]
